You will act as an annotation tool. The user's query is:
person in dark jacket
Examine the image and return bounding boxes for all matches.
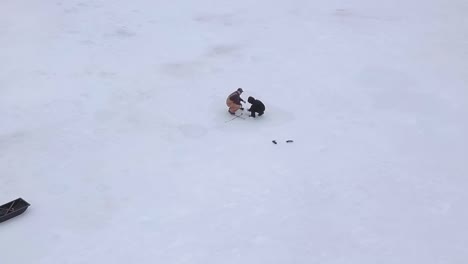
[247,96,265,118]
[226,88,245,115]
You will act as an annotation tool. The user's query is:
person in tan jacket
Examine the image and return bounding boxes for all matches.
[226,88,246,115]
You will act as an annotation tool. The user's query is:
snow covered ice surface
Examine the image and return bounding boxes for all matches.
[1,0,467,263]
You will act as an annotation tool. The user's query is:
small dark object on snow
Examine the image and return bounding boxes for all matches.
[0,198,30,224]
[286,140,294,143]
[272,140,277,144]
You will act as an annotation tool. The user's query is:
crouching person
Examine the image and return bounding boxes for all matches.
[247,96,265,118]
[226,88,245,115]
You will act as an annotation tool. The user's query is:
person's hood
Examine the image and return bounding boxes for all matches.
[248,96,255,104]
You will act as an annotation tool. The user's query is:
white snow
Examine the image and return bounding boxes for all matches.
[1,0,468,263]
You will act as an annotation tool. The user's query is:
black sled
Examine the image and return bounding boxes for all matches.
[0,198,30,224]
